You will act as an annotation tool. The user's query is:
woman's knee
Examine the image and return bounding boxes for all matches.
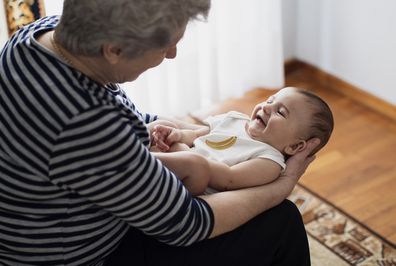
[279,199,302,219]
[276,199,304,227]
[252,199,304,230]
[273,200,308,245]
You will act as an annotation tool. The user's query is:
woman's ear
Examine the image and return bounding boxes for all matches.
[284,140,307,156]
[102,43,122,64]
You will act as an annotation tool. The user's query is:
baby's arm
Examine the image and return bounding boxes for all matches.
[207,158,282,191]
[153,151,281,194]
[147,119,179,151]
[152,124,209,151]
[176,127,210,147]
[147,119,179,133]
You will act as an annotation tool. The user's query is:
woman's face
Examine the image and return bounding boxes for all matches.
[111,26,186,83]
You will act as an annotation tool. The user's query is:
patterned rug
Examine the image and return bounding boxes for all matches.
[289,184,396,266]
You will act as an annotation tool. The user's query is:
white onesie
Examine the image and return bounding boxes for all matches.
[192,111,286,193]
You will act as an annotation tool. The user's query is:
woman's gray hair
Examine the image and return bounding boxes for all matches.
[55,0,210,58]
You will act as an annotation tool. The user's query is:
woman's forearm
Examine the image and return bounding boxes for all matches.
[200,175,295,238]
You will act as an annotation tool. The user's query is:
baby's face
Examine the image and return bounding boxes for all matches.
[246,87,313,154]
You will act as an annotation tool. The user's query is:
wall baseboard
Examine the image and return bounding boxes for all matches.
[285,59,396,122]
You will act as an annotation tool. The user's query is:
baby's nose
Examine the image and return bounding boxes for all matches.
[263,104,271,114]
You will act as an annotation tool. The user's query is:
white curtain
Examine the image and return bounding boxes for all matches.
[0,0,284,116]
[123,0,285,116]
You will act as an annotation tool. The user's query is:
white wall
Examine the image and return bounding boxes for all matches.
[281,0,297,60]
[42,0,64,16]
[283,0,396,105]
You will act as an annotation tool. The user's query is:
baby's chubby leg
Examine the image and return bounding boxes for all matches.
[152,151,210,195]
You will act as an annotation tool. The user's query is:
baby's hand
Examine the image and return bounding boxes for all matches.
[152,125,171,151]
[152,125,182,152]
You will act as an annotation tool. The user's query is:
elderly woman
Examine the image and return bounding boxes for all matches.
[0,0,317,265]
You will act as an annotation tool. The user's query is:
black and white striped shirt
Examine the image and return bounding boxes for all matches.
[0,16,213,266]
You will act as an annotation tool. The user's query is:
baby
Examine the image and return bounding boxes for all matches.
[150,87,334,195]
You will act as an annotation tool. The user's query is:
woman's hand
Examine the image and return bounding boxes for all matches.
[280,138,321,188]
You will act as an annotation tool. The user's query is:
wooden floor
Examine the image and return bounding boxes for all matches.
[193,67,396,244]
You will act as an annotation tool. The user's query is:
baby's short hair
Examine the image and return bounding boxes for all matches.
[297,89,334,155]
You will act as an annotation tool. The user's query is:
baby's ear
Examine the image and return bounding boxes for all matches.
[284,140,307,156]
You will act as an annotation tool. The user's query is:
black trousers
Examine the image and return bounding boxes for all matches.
[105,200,310,266]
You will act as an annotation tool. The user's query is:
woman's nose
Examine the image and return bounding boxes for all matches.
[165,46,177,59]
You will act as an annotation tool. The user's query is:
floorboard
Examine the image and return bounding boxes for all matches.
[193,68,396,244]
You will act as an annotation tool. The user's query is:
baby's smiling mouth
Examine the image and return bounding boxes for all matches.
[255,114,267,127]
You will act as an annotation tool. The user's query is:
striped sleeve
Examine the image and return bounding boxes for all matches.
[117,87,157,124]
[0,15,213,265]
[47,99,213,246]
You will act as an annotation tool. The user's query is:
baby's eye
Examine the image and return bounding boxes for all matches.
[277,110,285,117]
